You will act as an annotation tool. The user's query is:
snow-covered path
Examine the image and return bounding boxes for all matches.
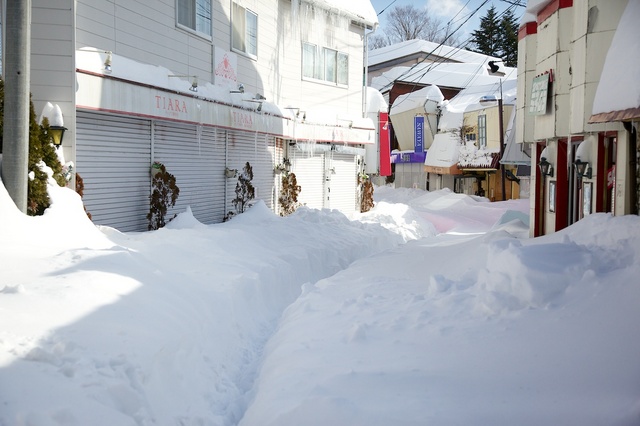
[0,188,413,425]
[4,182,639,425]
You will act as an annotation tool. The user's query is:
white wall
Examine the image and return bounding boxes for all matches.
[74,0,368,121]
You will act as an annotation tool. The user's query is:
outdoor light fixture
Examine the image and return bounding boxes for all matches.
[230,83,245,94]
[189,76,198,92]
[538,157,554,177]
[169,75,198,92]
[49,125,67,149]
[225,167,238,178]
[574,159,592,179]
[104,51,113,73]
[488,60,500,74]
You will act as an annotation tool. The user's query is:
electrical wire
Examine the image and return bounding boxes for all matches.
[377,0,490,95]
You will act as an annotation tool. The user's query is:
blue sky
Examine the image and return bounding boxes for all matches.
[369,0,525,42]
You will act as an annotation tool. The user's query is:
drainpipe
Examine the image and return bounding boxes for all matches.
[2,0,31,213]
[623,121,638,215]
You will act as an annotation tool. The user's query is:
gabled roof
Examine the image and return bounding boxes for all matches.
[368,39,502,68]
[371,62,516,94]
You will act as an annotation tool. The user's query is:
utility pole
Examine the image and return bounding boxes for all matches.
[2,0,31,213]
[498,96,506,201]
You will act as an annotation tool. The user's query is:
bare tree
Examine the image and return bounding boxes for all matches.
[374,5,461,48]
[368,33,390,50]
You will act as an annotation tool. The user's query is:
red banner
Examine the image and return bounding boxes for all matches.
[379,112,391,177]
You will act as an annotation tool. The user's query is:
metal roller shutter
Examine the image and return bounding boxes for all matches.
[154,122,226,224]
[328,152,357,214]
[290,148,326,210]
[225,130,278,216]
[76,111,151,232]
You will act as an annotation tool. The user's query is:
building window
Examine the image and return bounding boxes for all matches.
[232,3,258,58]
[302,43,319,79]
[478,115,487,148]
[177,0,212,37]
[302,43,348,86]
[337,52,348,85]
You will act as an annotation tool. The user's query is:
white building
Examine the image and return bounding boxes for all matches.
[517,0,638,236]
[1,0,380,231]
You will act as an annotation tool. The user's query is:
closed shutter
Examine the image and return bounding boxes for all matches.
[154,121,226,224]
[225,130,278,216]
[328,152,357,214]
[290,148,326,210]
[76,111,151,232]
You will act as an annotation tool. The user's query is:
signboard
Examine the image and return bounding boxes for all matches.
[529,73,550,115]
[414,116,424,152]
[214,47,238,88]
[379,112,392,176]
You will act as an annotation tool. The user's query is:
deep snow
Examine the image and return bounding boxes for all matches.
[1,179,640,426]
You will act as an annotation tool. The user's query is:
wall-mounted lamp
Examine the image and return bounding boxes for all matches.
[169,75,198,92]
[49,125,67,149]
[574,159,592,179]
[104,51,113,73]
[255,93,266,100]
[230,83,245,94]
[225,167,238,178]
[538,157,554,177]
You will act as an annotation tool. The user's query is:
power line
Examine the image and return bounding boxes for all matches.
[377,0,398,16]
[378,0,490,94]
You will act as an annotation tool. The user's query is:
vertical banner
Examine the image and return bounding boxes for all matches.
[414,116,424,153]
[379,112,391,177]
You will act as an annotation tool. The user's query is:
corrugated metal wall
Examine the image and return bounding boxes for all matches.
[328,152,357,213]
[224,130,280,217]
[154,122,227,224]
[290,150,326,210]
[76,111,151,232]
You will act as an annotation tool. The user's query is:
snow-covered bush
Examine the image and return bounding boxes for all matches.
[279,171,301,216]
[147,162,180,230]
[74,172,92,220]
[359,174,374,213]
[0,79,66,215]
[225,162,255,221]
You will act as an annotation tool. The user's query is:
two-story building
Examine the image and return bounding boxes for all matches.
[1,0,379,231]
[517,0,638,236]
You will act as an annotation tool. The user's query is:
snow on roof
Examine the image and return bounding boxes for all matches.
[306,0,378,27]
[76,48,374,130]
[591,0,640,120]
[366,86,388,113]
[371,61,517,93]
[390,85,444,116]
[520,0,553,25]
[424,132,460,168]
[368,39,501,67]
[439,78,517,131]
